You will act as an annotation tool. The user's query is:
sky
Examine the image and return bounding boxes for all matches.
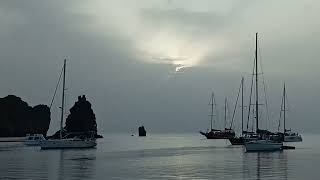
[0,0,319,134]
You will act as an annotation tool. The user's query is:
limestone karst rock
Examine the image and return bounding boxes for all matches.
[0,95,51,137]
[50,95,102,139]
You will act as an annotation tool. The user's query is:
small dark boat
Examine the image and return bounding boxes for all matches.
[229,131,258,145]
[282,145,295,150]
[229,137,244,145]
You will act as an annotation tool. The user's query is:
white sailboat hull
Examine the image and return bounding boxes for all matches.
[284,135,302,142]
[244,140,283,152]
[40,139,97,149]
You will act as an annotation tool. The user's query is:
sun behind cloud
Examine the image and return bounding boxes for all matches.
[77,0,231,72]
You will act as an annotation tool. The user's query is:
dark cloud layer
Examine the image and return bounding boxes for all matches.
[0,0,319,134]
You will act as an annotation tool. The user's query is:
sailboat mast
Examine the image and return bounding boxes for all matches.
[283,83,286,134]
[241,77,244,135]
[210,92,214,130]
[60,59,66,139]
[224,97,227,129]
[255,33,259,132]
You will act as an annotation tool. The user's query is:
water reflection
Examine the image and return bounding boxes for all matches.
[243,151,288,180]
[57,149,96,180]
[1,134,319,179]
[0,143,98,179]
[58,150,65,180]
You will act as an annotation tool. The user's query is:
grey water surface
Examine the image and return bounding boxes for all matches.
[0,133,318,180]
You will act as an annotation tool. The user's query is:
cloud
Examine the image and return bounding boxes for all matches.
[1,0,320,133]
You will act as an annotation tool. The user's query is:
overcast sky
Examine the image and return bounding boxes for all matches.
[1,0,319,134]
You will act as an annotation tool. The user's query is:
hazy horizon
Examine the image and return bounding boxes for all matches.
[1,0,319,134]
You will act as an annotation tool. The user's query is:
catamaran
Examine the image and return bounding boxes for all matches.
[243,33,282,152]
[40,59,97,149]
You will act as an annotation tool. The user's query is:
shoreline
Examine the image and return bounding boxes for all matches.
[0,137,25,142]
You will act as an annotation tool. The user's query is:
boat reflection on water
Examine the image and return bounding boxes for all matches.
[57,150,97,180]
[242,151,288,180]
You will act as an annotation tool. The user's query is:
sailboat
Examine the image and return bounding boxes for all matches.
[279,83,302,142]
[200,93,235,139]
[40,59,97,149]
[244,33,283,152]
[24,134,46,146]
[222,97,236,137]
[229,78,247,145]
[228,77,258,145]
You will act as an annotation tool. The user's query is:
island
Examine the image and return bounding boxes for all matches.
[0,95,50,137]
[49,95,103,139]
[138,126,147,136]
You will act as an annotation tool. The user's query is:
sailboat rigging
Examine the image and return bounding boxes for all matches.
[228,77,249,145]
[243,33,283,151]
[279,83,302,142]
[200,92,235,139]
[40,59,97,149]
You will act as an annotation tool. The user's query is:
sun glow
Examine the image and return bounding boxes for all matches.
[137,30,217,72]
[77,1,227,73]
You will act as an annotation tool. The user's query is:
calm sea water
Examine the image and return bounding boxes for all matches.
[0,133,318,180]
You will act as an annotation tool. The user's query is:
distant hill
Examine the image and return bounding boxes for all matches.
[0,95,51,137]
